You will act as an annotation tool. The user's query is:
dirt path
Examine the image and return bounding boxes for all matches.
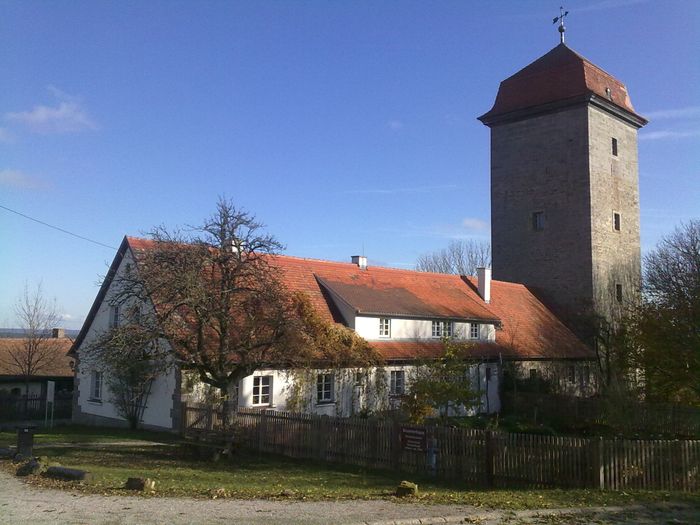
[1,470,698,525]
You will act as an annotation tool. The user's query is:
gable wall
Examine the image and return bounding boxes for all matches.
[73,249,178,430]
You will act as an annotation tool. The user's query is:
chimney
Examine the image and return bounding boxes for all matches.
[476,267,491,304]
[52,327,65,339]
[351,255,368,270]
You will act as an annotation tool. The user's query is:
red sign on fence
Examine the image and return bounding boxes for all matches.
[400,426,427,452]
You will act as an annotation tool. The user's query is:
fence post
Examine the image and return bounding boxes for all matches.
[206,406,213,432]
[484,430,494,488]
[180,403,188,435]
[590,436,604,490]
[390,420,401,470]
[317,416,329,461]
[258,410,268,453]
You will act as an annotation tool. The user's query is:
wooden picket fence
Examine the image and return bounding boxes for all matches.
[0,394,73,422]
[182,405,700,492]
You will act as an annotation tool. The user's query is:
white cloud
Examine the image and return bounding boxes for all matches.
[387,120,404,131]
[639,130,700,141]
[0,169,45,190]
[5,87,97,134]
[60,313,74,321]
[643,106,700,120]
[462,217,488,231]
[380,217,490,241]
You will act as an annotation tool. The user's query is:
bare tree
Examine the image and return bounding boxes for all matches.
[86,198,379,422]
[416,240,491,275]
[2,283,62,396]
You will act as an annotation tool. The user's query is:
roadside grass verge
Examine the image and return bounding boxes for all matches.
[1,438,699,509]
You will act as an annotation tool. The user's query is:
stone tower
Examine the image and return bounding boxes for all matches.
[478,44,647,329]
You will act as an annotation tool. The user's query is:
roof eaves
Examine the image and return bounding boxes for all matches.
[356,311,501,324]
[69,236,130,355]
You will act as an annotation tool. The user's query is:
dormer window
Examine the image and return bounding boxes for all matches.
[470,323,480,339]
[379,318,391,338]
[431,320,453,338]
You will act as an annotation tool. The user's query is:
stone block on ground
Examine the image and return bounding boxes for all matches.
[395,480,418,497]
[16,458,41,476]
[44,466,93,482]
[125,477,156,491]
[0,447,13,459]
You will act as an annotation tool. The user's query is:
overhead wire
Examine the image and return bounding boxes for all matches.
[0,203,117,250]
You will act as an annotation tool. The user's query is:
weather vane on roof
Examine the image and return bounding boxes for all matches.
[553,6,569,44]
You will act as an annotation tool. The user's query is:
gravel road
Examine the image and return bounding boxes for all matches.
[1,470,698,525]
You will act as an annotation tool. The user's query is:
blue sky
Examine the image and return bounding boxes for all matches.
[1,0,698,330]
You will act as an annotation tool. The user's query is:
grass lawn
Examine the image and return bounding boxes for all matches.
[0,424,178,445]
[2,427,699,510]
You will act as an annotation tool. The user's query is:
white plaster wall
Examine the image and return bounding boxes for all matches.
[75,248,176,429]
[354,315,495,342]
[233,363,500,417]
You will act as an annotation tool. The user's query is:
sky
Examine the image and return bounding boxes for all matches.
[1,0,698,330]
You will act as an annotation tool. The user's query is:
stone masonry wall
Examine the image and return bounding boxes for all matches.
[490,106,595,318]
[587,105,642,320]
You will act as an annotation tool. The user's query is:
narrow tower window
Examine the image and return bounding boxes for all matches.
[611,138,618,156]
[613,212,621,232]
[532,211,545,231]
[615,284,623,303]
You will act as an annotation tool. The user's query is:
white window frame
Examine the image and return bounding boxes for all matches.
[252,375,272,406]
[109,305,120,329]
[379,318,391,338]
[316,373,334,404]
[470,323,480,339]
[390,370,405,396]
[90,370,103,401]
[431,320,453,338]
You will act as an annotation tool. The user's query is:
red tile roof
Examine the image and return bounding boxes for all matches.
[465,277,592,360]
[73,237,592,363]
[0,338,74,378]
[273,255,499,322]
[272,254,591,360]
[479,44,646,124]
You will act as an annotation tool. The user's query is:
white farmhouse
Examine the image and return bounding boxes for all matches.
[70,236,593,431]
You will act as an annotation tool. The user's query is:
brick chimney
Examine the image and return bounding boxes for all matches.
[52,327,65,339]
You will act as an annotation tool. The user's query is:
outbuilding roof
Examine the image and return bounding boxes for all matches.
[0,338,74,379]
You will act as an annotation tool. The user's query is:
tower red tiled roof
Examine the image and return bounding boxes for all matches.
[479,43,645,124]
